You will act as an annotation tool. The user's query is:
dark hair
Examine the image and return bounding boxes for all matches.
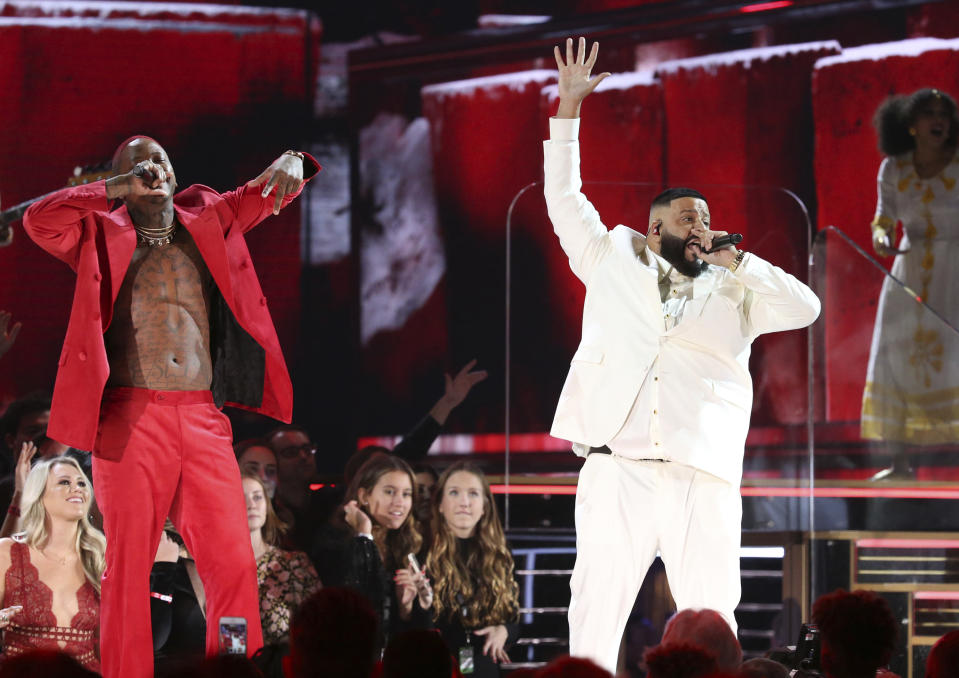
[874,88,959,156]
[812,589,898,678]
[264,424,310,446]
[926,629,959,678]
[537,655,613,678]
[739,657,789,678]
[650,187,707,211]
[382,629,453,678]
[1,391,51,443]
[661,608,742,671]
[233,437,275,463]
[0,649,98,678]
[289,587,378,678]
[644,643,719,678]
[344,445,390,487]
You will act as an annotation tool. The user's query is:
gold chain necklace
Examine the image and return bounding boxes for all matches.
[134,222,177,247]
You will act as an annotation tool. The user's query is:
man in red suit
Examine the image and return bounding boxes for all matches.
[23,136,320,678]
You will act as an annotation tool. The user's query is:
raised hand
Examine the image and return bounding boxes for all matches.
[430,359,488,425]
[0,311,21,360]
[343,499,372,535]
[553,37,610,119]
[249,153,305,216]
[14,441,38,495]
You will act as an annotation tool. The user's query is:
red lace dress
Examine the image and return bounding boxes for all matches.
[1,541,100,671]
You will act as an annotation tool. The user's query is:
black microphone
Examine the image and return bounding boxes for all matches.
[705,233,743,253]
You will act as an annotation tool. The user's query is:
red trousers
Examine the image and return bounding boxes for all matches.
[93,388,263,678]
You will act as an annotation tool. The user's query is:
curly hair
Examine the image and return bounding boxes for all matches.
[342,453,421,570]
[644,643,719,678]
[874,88,959,156]
[425,462,519,628]
[16,456,106,593]
[241,473,288,547]
[812,589,898,678]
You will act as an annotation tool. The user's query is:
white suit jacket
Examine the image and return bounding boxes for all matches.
[544,117,821,485]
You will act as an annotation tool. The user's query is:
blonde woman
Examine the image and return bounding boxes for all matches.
[0,455,105,671]
[427,462,519,677]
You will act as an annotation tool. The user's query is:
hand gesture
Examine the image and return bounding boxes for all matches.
[430,359,488,425]
[154,531,180,563]
[0,311,21,360]
[688,226,738,268]
[0,605,23,630]
[553,37,610,118]
[474,625,510,664]
[444,359,488,409]
[249,153,305,216]
[343,500,372,535]
[14,441,38,494]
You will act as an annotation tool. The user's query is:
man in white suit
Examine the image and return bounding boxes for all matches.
[546,38,821,673]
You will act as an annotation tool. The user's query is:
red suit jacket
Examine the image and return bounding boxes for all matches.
[23,155,320,451]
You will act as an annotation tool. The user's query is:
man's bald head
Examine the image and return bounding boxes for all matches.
[111,135,162,175]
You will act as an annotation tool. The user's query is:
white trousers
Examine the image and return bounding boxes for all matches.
[568,454,742,674]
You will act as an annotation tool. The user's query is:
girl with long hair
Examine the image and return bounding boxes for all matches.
[0,455,105,671]
[426,462,519,676]
[242,473,320,645]
[863,88,959,479]
[311,452,431,654]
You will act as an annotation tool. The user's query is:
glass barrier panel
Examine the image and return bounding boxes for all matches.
[809,225,959,676]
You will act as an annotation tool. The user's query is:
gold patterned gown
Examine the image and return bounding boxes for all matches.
[862,153,959,443]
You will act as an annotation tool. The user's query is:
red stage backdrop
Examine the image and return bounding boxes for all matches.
[812,37,959,421]
[657,41,840,426]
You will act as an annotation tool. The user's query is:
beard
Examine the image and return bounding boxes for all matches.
[659,231,708,278]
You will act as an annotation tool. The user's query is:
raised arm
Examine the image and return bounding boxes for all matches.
[219,151,321,235]
[544,38,613,284]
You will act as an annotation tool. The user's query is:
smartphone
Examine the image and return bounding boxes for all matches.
[407,552,422,575]
[218,616,247,655]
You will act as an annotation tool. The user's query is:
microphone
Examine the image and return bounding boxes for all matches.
[705,233,743,253]
[133,164,158,182]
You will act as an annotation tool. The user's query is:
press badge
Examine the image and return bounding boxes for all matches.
[458,646,474,674]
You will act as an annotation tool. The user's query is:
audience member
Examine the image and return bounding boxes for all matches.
[412,462,438,524]
[342,360,489,488]
[382,629,454,678]
[660,608,743,671]
[812,589,898,678]
[427,461,519,677]
[286,587,378,678]
[0,649,98,678]
[0,392,51,489]
[537,655,613,678]
[644,643,719,678]
[739,657,789,678]
[236,439,279,499]
[0,311,21,365]
[312,453,431,654]
[0,456,104,672]
[243,473,320,646]
[178,654,265,678]
[264,424,326,552]
[151,522,206,673]
[925,629,959,678]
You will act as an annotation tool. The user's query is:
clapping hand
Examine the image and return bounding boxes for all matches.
[14,441,38,495]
